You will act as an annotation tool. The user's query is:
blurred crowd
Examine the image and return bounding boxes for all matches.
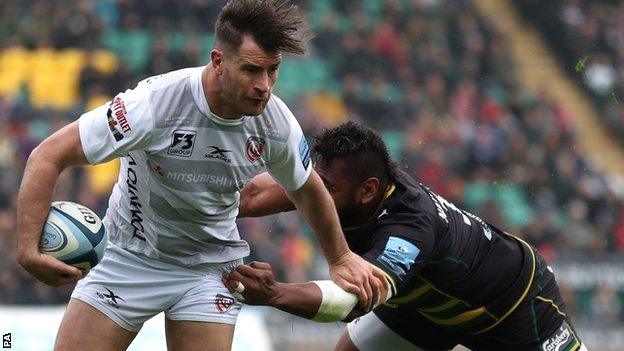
[516,0,624,146]
[0,0,623,329]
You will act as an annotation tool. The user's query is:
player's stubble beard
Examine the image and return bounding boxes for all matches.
[220,67,269,117]
[337,192,361,228]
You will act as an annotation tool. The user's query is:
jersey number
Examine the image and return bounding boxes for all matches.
[429,191,492,240]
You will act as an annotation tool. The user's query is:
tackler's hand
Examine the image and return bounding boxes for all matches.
[222,261,282,305]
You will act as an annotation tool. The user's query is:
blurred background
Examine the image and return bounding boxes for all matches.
[1,0,624,349]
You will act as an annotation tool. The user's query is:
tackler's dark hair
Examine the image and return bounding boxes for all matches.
[312,121,399,184]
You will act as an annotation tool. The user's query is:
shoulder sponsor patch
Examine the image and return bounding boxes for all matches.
[167,130,196,157]
[106,96,131,142]
[377,236,420,279]
[541,321,580,351]
[298,136,310,170]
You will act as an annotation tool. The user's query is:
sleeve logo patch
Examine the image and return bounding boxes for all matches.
[378,236,420,278]
[298,136,310,170]
[106,96,131,142]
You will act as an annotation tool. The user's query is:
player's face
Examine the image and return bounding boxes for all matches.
[316,159,364,227]
[219,36,281,116]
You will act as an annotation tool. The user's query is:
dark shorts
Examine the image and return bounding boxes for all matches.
[373,254,583,350]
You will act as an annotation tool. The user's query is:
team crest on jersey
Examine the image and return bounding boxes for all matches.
[215,294,235,313]
[168,130,196,157]
[246,136,265,162]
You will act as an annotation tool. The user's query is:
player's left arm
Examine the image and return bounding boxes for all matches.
[238,172,295,217]
[223,262,393,322]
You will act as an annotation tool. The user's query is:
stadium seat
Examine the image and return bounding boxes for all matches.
[103,28,152,72]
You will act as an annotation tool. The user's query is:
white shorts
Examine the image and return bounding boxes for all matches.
[71,243,243,332]
[347,312,423,351]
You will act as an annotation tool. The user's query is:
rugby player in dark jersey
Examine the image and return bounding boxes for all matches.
[228,122,586,351]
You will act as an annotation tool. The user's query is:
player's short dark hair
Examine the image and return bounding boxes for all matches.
[312,122,399,184]
[215,0,313,55]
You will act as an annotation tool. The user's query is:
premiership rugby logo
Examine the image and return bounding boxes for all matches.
[215,294,235,313]
[246,136,265,162]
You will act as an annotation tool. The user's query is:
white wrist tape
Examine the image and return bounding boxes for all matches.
[311,279,394,322]
[311,280,358,322]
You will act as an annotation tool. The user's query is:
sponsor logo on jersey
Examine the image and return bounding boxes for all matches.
[299,136,310,170]
[106,97,131,142]
[126,155,146,241]
[96,287,126,309]
[246,136,265,162]
[107,107,124,142]
[215,294,235,313]
[166,171,244,188]
[168,130,197,157]
[205,146,232,163]
[541,324,572,351]
[111,96,131,132]
[378,236,420,279]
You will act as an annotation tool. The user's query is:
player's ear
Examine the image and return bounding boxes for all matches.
[359,177,380,205]
[211,49,225,75]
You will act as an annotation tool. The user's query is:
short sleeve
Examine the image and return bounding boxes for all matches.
[78,88,153,164]
[265,101,312,191]
[362,219,435,295]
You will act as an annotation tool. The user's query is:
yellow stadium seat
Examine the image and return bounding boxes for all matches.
[85,160,120,196]
[90,49,119,75]
[0,46,30,95]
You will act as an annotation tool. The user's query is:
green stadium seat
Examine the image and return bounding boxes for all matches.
[102,29,152,72]
[381,130,405,161]
[495,184,534,228]
[200,33,216,64]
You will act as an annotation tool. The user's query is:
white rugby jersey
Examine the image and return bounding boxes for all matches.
[78,66,312,266]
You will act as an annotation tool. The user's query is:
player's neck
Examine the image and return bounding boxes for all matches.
[202,65,242,119]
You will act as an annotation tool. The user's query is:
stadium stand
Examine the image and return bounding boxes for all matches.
[1,0,623,349]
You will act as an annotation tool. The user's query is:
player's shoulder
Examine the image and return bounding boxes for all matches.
[136,66,200,93]
[387,172,434,214]
[247,94,298,141]
[262,94,295,122]
[376,173,441,229]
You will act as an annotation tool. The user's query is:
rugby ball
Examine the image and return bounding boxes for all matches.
[39,201,107,273]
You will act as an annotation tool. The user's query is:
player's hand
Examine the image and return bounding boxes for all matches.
[17,251,84,286]
[329,251,386,312]
[222,261,282,306]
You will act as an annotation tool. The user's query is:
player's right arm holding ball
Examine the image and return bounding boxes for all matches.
[17,121,88,286]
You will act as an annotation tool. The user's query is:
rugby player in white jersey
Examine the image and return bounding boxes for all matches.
[16,1,384,350]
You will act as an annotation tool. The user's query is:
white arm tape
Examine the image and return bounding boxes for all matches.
[311,280,358,322]
[311,279,394,322]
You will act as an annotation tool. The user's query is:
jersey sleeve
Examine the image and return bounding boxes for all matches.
[362,216,436,295]
[265,99,312,191]
[78,88,154,164]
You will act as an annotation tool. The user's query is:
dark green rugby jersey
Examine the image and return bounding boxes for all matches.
[344,170,536,334]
